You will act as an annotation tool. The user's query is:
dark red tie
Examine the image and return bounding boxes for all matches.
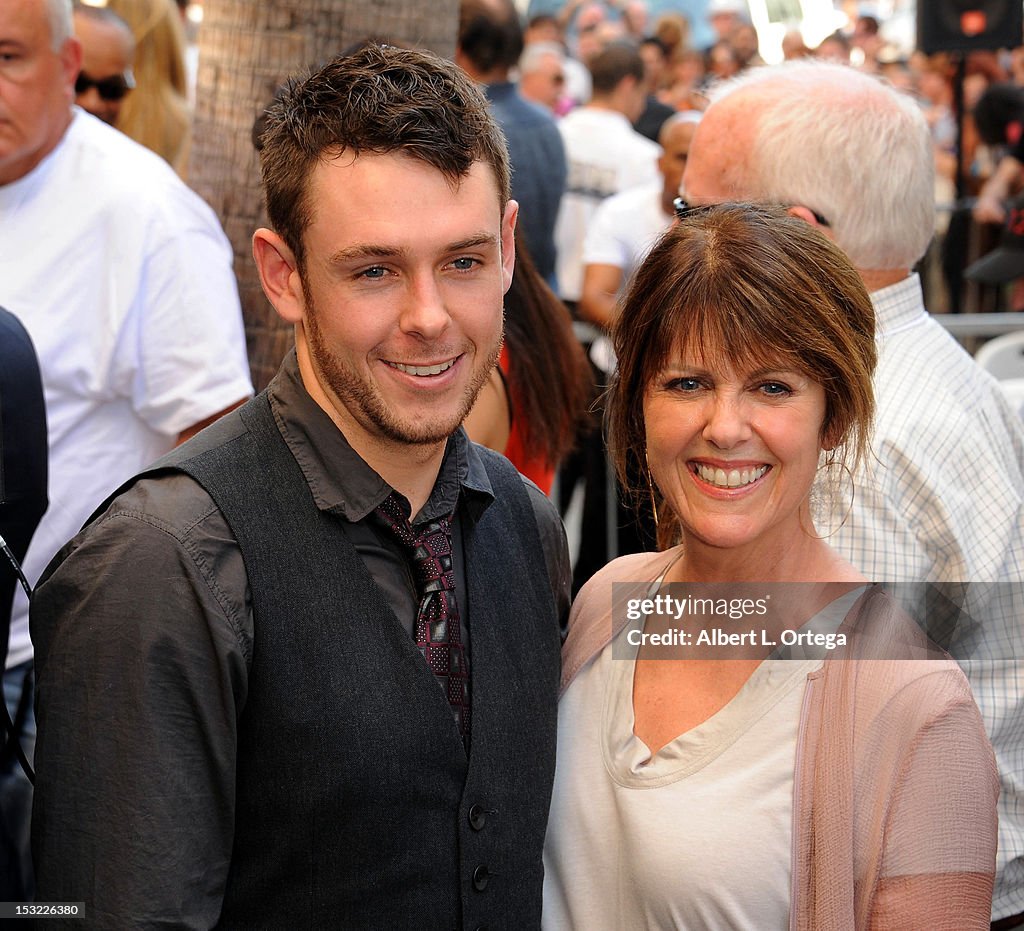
[375,492,470,739]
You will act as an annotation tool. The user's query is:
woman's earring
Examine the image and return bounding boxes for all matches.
[644,451,659,531]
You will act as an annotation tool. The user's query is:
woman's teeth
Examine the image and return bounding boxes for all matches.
[696,464,768,488]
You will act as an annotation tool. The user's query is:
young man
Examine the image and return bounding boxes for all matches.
[579,110,700,328]
[553,40,660,307]
[456,0,567,286]
[31,44,570,928]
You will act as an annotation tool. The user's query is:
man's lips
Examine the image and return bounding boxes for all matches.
[383,357,458,377]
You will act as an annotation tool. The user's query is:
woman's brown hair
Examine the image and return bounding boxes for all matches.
[504,231,592,470]
[608,204,877,547]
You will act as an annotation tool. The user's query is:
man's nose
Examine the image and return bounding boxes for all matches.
[399,274,451,340]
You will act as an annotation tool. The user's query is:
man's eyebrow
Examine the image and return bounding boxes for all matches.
[330,244,405,264]
[446,233,500,252]
[329,233,499,265]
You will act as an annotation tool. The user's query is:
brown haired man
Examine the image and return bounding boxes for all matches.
[31,44,570,928]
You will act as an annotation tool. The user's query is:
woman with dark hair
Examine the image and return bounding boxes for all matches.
[466,233,591,493]
[543,205,997,929]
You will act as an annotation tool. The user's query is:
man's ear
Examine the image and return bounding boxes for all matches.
[60,37,82,101]
[786,205,824,229]
[500,199,519,294]
[252,228,305,324]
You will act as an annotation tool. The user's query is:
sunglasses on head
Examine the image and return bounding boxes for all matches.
[74,70,135,101]
[673,196,830,228]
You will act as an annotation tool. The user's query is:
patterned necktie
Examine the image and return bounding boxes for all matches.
[375,492,470,739]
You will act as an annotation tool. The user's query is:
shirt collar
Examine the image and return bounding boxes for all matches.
[484,81,517,103]
[267,350,494,525]
[869,272,927,337]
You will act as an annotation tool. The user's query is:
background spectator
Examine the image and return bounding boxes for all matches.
[105,0,192,176]
[518,40,569,113]
[457,0,568,286]
[72,3,135,127]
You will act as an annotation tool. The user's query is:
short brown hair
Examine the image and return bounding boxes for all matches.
[587,41,644,95]
[608,204,876,544]
[257,43,511,271]
[458,0,524,74]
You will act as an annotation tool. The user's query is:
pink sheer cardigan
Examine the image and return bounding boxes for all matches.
[560,549,999,931]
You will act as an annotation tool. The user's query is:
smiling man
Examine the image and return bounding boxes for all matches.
[31,45,570,928]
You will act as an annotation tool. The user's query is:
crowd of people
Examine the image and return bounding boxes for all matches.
[2,0,1024,927]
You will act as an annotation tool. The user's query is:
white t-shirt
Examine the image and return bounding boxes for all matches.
[582,181,671,286]
[0,109,252,668]
[554,108,660,301]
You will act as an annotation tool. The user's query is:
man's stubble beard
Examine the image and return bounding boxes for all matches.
[304,292,504,447]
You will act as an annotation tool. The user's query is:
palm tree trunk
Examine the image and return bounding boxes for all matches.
[190,0,458,390]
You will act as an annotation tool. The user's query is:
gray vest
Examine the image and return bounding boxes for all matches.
[155,393,560,930]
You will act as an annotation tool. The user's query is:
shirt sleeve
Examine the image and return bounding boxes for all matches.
[122,181,252,437]
[582,196,630,269]
[869,667,998,929]
[30,481,249,929]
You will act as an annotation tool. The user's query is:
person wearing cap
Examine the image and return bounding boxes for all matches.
[707,0,748,43]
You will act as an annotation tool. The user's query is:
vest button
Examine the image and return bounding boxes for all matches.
[472,864,490,891]
[468,803,487,831]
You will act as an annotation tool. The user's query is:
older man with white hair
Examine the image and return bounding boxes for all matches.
[0,0,251,898]
[518,40,567,113]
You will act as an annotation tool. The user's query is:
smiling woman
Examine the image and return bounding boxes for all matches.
[543,205,999,931]
[611,204,876,557]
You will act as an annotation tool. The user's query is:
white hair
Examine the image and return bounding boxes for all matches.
[46,0,74,49]
[518,41,565,76]
[707,59,935,269]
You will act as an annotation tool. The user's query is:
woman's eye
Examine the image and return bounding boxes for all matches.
[668,377,702,392]
[760,381,791,396]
